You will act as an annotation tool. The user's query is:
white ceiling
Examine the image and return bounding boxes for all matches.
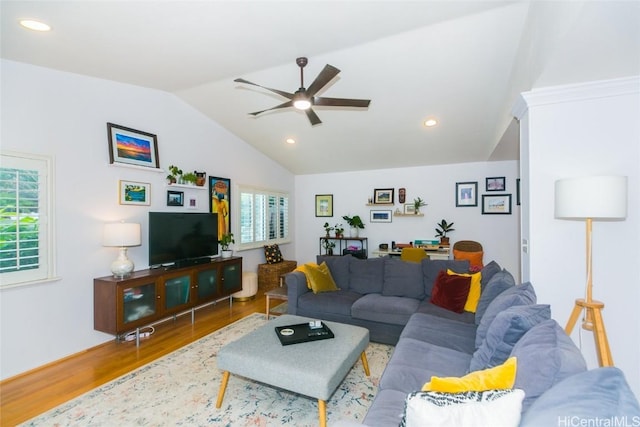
[2,1,639,175]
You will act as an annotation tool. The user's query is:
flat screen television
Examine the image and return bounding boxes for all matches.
[148,212,218,268]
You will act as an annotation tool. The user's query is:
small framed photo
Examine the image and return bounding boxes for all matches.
[187,197,198,209]
[107,123,160,169]
[315,194,333,217]
[456,182,478,207]
[482,194,512,215]
[403,204,416,214]
[373,188,394,204]
[370,209,392,223]
[119,180,150,206]
[167,190,184,206]
[486,177,506,192]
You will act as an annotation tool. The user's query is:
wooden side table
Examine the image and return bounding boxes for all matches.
[265,286,288,319]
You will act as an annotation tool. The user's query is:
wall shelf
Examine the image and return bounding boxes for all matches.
[394,213,424,217]
[166,184,207,190]
[366,203,394,206]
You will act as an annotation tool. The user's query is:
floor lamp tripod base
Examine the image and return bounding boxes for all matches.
[565,298,613,367]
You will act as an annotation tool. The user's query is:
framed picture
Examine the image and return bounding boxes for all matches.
[373,188,394,204]
[516,178,521,206]
[209,176,230,240]
[486,177,506,191]
[107,123,160,169]
[482,194,512,215]
[187,197,198,209]
[119,180,150,206]
[167,190,184,207]
[370,209,392,223]
[456,182,478,207]
[403,204,416,214]
[315,194,333,217]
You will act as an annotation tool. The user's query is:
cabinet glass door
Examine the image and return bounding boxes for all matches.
[122,282,156,324]
[197,267,219,300]
[164,274,191,310]
[221,261,241,294]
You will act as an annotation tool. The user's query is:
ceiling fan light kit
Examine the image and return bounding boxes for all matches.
[234,57,370,125]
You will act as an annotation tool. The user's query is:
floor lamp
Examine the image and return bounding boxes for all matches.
[554,175,627,367]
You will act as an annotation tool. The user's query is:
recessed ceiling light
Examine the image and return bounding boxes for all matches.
[20,19,51,32]
[286,138,296,144]
[424,118,438,127]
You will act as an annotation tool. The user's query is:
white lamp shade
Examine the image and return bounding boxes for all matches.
[103,222,141,247]
[554,176,627,220]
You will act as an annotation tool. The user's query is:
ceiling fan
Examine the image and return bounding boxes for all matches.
[234,57,371,126]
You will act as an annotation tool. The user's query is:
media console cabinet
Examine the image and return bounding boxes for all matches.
[94,256,242,341]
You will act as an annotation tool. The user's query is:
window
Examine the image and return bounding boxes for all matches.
[0,151,55,287]
[238,186,290,250]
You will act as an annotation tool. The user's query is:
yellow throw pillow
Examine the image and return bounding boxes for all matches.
[294,264,313,289]
[448,269,482,313]
[422,357,517,393]
[305,262,339,294]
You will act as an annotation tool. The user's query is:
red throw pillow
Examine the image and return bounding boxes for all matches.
[430,270,472,313]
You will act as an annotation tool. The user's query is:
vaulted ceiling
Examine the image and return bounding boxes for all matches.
[2,1,639,174]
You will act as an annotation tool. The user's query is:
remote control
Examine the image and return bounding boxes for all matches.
[308,330,328,337]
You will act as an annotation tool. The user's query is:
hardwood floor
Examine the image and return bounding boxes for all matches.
[0,292,275,427]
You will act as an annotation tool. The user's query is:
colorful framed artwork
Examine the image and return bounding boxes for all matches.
[482,194,512,215]
[119,180,150,206]
[209,176,231,240]
[373,188,394,204]
[456,182,478,207]
[107,123,160,169]
[167,190,184,207]
[315,194,333,217]
[486,177,506,192]
[370,209,392,223]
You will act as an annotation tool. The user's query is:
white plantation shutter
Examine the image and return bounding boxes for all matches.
[238,186,290,250]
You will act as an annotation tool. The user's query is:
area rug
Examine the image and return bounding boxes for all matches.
[22,313,393,426]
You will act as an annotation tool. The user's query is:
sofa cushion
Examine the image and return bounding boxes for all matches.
[304,262,339,294]
[480,260,501,288]
[400,313,477,354]
[349,257,385,294]
[416,300,476,323]
[317,254,351,290]
[351,294,420,326]
[382,258,425,299]
[520,367,640,426]
[447,269,481,313]
[475,269,515,326]
[297,289,362,317]
[510,319,587,412]
[469,304,551,371]
[424,357,517,392]
[422,259,470,296]
[475,282,536,348]
[430,270,471,313]
[363,388,407,427]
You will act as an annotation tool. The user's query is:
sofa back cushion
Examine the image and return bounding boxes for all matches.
[422,259,470,297]
[349,257,385,294]
[475,270,516,326]
[479,261,501,289]
[382,258,425,299]
[510,319,587,412]
[475,282,536,348]
[469,304,551,372]
[317,255,351,290]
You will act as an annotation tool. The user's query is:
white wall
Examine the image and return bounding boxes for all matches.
[515,76,640,398]
[0,60,295,379]
[294,161,520,277]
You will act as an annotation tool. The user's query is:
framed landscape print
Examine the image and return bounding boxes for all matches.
[373,188,394,204]
[167,190,184,207]
[455,182,478,207]
[107,123,160,169]
[209,176,230,239]
[119,180,150,206]
[482,194,512,214]
[315,194,333,217]
[370,209,392,223]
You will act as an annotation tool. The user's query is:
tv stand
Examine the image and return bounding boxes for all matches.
[173,257,212,269]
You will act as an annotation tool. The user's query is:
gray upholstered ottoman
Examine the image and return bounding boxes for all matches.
[216,314,370,427]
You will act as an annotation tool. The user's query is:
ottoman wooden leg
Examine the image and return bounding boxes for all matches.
[360,351,370,376]
[216,371,230,408]
[318,399,327,427]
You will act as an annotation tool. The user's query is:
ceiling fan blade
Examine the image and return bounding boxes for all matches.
[313,97,371,108]
[249,100,293,116]
[234,78,294,99]
[305,64,340,97]
[305,108,322,126]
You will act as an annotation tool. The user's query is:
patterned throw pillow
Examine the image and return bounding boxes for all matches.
[264,244,283,264]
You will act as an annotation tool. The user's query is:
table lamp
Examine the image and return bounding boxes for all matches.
[103,222,141,278]
[554,175,627,367]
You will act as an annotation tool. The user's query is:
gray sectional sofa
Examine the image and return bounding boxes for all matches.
[285,255,640,426]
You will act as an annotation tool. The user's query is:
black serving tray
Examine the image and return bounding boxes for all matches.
[275,322,335,346]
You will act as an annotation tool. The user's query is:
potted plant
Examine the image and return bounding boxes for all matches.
[220,232,235,258]
[166,165,183,184]
[322,238,336,255]
[323,222,334,237]
[182,171,197,185]
[342,215,365,237]
[435,219,455,245]
[194,171,206,186]
[334,223,344,238]
[413,197,427,214]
